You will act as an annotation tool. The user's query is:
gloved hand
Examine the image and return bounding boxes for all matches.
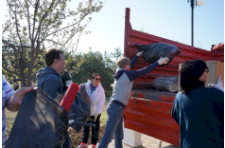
[93,113,99,122]
[157,57,169,65]
[208,76,224,92]
[61,71,72,87]
[136,51,143,57]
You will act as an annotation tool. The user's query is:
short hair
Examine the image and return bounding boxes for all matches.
[45,49,64,66]
[116,57,130,68]
[180,59,207,94]
[91,73,101,79]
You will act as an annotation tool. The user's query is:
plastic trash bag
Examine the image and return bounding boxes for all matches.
[5,88,68,148]
[68,94,91,133]
[135,42,181,65]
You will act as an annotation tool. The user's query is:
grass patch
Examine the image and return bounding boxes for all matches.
[105,96,111,102]
[5,109,18,135]
[100,111,108,126]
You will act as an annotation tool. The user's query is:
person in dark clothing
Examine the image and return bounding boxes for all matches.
[36,48,70,148]
[172,59,224,148]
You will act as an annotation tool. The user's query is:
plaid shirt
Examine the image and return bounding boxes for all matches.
[2,76,15,146]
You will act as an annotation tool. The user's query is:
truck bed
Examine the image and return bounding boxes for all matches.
[131,89,176,103]
[124,89,179,146]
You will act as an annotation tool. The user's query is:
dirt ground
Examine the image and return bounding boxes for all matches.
[68,125,106,148]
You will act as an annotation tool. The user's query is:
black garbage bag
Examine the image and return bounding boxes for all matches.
[135,43,181,65]
[5,88,68,148]
[68,94,91,133]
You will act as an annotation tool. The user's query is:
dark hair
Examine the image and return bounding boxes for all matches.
[91,73,100,79]
[180,59,207,94]
[45,49,64,66]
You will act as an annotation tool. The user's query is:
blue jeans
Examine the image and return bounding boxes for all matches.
[98,102,124,148]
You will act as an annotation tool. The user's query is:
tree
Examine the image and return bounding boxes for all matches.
[2,0,104,87]
[109,47,123,60]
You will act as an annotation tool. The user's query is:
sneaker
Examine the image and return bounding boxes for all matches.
[77,143,88,148]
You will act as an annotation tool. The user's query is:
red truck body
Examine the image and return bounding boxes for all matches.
[123,8,224,146]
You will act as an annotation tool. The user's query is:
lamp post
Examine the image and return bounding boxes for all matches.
[188,0,204,46]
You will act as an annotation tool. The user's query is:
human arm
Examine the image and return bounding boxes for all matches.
[127,57,169,81]
[130,51,144,69]
[171,98,179,125]
[6,86,34,112]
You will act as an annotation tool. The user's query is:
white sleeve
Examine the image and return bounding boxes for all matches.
[95,89,105,114]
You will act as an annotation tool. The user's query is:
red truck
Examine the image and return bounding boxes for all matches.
[123,8,224,146]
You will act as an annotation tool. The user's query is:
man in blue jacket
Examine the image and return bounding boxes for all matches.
[36,48,70,148]
[36,49,65,100]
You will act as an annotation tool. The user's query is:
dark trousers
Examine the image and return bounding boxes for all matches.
[82,114,101,144]
[63,131,70,148]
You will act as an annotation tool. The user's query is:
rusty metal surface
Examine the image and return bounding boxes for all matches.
[124,97,179,146]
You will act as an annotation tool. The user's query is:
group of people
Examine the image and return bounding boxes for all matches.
[2,48,224,148]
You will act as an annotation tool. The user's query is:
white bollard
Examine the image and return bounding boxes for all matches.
[123,123,142,147]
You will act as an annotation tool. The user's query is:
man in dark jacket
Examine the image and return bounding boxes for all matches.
[36,48,70,148]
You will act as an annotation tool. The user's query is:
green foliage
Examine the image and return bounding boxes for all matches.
[62,48,123,95]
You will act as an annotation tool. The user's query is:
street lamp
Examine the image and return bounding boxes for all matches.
[188,0,205,46]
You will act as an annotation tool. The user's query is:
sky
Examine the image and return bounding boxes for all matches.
[75,0,224,54]
[1,0,224,55]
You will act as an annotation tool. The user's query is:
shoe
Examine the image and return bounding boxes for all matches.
[77,143,88,148]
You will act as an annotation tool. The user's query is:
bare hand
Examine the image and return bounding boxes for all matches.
[208,76,224,92]
[157,57,169,65]
[13,86,35,105]
[7,86,34,111]
[93,113,99,122]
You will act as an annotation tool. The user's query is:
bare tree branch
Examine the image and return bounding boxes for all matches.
[34,0,56,41]
[25,0,32,40]
[43,39,65,46]
[8,2,24,51]
[32,0,39,40]
[2,65,20,76]
[41,19,86,42]
[2,39,22,78]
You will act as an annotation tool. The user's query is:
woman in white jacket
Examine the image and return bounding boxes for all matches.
[78,73,105,148]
